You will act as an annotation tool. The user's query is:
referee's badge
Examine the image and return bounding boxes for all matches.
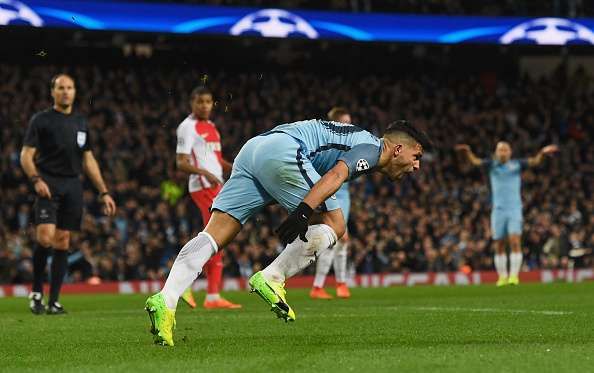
[77,131,87,147]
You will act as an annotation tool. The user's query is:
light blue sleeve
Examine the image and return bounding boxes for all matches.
[481,158,493,170]
[338,144,382,180]
[518,158,529,171]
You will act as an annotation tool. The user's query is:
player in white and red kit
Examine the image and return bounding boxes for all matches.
[175,86,241,309]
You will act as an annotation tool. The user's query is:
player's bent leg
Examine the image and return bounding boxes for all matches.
[203,211,243,248]
[252,218,340,321]
[508,234,523,285]
[146,232,217,346]
[187,189,242,309]
[312,209,346,241]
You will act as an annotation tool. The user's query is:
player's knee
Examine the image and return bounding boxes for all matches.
[36,229,54,248]
[494,240,505,253]
[330,220,346,241]
[37,235,53,248]
[509,237,521,252]
[53,231,71,250]
[317,210,345,239]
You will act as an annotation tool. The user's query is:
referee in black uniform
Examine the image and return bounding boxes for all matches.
[20,74,116,314]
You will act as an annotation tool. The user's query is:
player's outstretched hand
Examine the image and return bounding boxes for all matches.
[455,144,471,153]
[542,144,559,155]
[276,202,313,246]
[101,194,117,216]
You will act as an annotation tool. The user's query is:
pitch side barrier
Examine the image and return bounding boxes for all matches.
[1,269,592,297]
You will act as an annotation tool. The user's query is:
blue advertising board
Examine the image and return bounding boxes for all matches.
[2,0,594,45]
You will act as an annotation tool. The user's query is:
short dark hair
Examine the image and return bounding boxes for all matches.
[190,86,212,100]
[385,120,433,151]
[327,107,350,121]
[50,74,75,90]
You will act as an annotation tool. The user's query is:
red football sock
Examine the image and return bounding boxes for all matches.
[205,251,223,295]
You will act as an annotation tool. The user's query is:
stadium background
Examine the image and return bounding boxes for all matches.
[1,0,593,287]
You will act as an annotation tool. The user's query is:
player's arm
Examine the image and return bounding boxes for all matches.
[175,153,222,185]
[82,151,116,216]
[276,162,348,245]
[20,145,51,198]
[455,144,482,167]
[21,116,52,198]
[527,145,559,167]
[277,143,377,245]
[302,162,349,210]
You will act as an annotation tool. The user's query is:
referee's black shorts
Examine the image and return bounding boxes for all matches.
[34,173,83,231]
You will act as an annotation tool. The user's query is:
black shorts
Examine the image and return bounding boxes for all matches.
[34,173,83,231]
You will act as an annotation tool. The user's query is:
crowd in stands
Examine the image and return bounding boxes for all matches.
[1,61,592,284]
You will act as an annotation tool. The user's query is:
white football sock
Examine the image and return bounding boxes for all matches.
[509,252,523,277]
[262,224,337,283]
[161,232,217,309]
[205,293,220,302]
[494,253,508,278]
[313,246,335,288]
[333,241,348,283]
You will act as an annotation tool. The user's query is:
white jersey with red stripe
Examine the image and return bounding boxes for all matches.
[176,114,223,193]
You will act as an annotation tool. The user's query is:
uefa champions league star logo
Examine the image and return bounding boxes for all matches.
[356,159,370,172]
[500,17,594,45]
[0,0,43,26]
[230,8,318,39]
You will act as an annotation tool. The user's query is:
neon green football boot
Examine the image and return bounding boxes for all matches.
[508,275,520,286]
[145,293,176,346]
[249,271,296,322]
[496,275,508,287]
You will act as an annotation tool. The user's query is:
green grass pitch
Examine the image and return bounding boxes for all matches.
[1,282,593,372]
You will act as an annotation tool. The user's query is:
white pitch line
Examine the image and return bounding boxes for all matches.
[393,306,573,316]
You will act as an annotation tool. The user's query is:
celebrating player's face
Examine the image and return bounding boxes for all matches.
[386,142,423,180]
[51,76,76,109]
[192,93,214,120]
[495,142,512,163]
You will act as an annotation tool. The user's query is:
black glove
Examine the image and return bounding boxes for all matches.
[276,202,313,246]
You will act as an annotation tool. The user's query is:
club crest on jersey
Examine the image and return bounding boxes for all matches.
[356,159,370,172]
[77,131,87,147]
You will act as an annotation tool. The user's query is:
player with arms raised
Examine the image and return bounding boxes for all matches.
[146,119,431,346]
[175,86,240,309]
[456,142,558,286]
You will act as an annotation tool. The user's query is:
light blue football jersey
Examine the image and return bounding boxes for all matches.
[264,119,383,180]
[483,158,528,210]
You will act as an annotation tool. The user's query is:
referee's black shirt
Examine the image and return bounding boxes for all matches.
[24,108,91,177]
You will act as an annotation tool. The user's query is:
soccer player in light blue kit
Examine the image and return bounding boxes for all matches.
[146,119,431,346]
[311,107,354,300]
[456,141,558,286]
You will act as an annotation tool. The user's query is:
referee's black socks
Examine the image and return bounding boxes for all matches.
[49,250,68,304]
[32,243,50,294]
